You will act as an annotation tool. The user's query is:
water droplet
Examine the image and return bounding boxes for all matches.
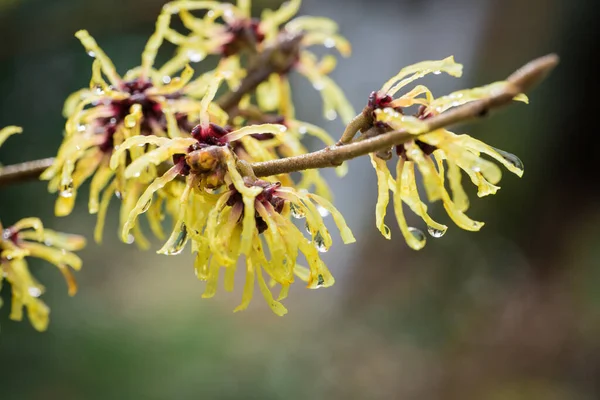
[433,70,442,75]
[325,110,338,121]
[162,76,172,84]
[28,287,42,298]
[126,234,135,244]
[313,81,325,91]
[316,205,330,218]
[94,87,104,95]
[164,223,189,255]
[297,125,308,135]
[290,203,306,219]
[323,38,336,48]
[87,51,96,58]
[278,125,287,133]
[315,274,325,288]
[110,117,117,124]
[187,50,203,63]
[471,165,481,173]
[77,124,86,132]
[207,10,215,17]
[59,181,74,198]
[491,147,524,171]
[427,226,446,238]
[408,227,426,242]
[115,191,122,199]
[313,231,328,253]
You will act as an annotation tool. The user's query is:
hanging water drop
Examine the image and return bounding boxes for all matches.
[313,231,329,253]
[126,234,135,244]
[164,223,189,255]
[87,51,96,58]
[297,125,308,135]
[427,226,446,238]
[313,81,325,91]
[323,38,336,48]
[290,203,306,219]
[325,110,338,121]
[316,205,330,217]
[408,227,426,242]
[59,181,74,198]
[491,147,524,171]
[162,76,172,84]
[315,274,325,288]
[187,50,203,63]
[28,287,42,298]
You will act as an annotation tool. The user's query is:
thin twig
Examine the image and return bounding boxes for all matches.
[251,54,559,177]
[216,32,303,112]
[0,158,55,186]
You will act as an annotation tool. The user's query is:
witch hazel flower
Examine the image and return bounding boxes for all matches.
[363,57,527,249]
[1,127,86,331]
[40,23,217,246]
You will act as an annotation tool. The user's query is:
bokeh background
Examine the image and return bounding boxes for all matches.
[1,0,598,399]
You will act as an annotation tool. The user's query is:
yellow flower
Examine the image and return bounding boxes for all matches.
[1,126,86,331]
[161,0,355,124]
[40,24,215,246]
[110,77,354,313]
[365,58,526,249]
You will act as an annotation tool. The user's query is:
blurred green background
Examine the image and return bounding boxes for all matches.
[1,0,598,399]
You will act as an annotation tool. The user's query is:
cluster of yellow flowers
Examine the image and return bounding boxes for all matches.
[38,0,356,316]
[1,0,527,328]
[1,127,86,331]
[366,57,526,250]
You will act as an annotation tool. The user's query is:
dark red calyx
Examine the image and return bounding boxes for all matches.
[416,105,434,120]
[222,18,265,57]
[368,91,394,110]
[396,140,438,159]
[2,228,19,244]
[191,123,232,146]
[226,179,285,234]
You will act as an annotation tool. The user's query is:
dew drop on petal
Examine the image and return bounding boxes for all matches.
[77,124,86,132]
[28,287,42,298]
[162,76,172,84]
[427,226,447,238]
[59,180,74,198]
[325,110,338,121]
[315,274,325,288]
[87,51,96,58]
[433,70,442,75]
[164,223,189,255]
[316,205,330,218]
[126,234,135,244]
[491,147,524,171]
[313,231,329,253]
[187,51,203,63]
[313,81,325,91]
[323,38,336,48]
[297,125,308,135]
[408,227,426,242]
[290,203,306,219]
